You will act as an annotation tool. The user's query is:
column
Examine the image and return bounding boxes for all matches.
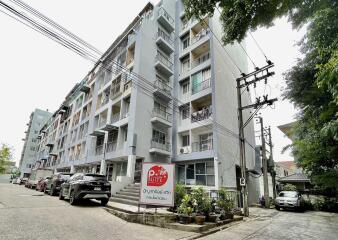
[126,154,136,179]
[70,165,75,173]
[100,157,107,175]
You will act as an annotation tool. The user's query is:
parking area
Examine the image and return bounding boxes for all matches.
[0,183,197,240]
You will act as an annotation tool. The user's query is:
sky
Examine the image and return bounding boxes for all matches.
[0,0,306,166]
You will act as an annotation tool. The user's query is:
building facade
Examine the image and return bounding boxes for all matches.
[33,0,258,204]
[19,108,52,178]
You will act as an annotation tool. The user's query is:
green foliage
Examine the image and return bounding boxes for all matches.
[0,143,13,173]
[283,184,297,191]
[217,188,234,213]
[174,183,187,209]
[191,187,211,214]
[177,194,194,216]
[183,0,338,191]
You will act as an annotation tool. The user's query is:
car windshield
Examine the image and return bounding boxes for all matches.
[83,175,106,181]
[60,174,71,180]
[279,192,298,198]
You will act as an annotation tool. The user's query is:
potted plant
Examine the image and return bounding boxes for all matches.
[177,194,193,224]
[191,187,211,225]
[217,188,234,220]
[207,199,219,222]
[173,183,187,212]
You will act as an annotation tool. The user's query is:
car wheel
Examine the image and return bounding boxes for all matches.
[275,206,280,211]
[69,190,77,205]
[43,186,48,194]
[100,199,109,206]
[50,185,55,196]
[59,189,64,200]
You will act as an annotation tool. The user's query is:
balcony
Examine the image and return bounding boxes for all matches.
[191,106,212,123]
[192,78,211,95]
[79,84,90,93]
[151,108,172,128]
[153,78,171,101]
[156,30,174,54]
[157,7,174,33]
[192,139,213,152]
[95,145,104,156]
[110,111,129,128]
[192,51,210,69]
[106,141,117,153]
[149,140,171,155]
[155,52,173,77]
[191,29,210,46]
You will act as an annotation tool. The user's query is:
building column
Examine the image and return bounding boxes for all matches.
[126,154,136,179]
[70,165,75,173]
[100,158,107,175]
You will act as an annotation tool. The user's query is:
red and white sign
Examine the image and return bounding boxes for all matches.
[139,163,175,207]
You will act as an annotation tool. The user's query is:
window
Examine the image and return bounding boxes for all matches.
[181,33,190,50]
[181,80,190,94]
[182,135,190,147]
[180,162,215,186]
[181,55,190,73]
[199,133,213,151]
[192,67,211,94]
[178,164,185,184]
[180,104,190,120]
[152,129,166,144]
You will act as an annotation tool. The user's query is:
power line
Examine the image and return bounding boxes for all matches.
[249,31,269,61]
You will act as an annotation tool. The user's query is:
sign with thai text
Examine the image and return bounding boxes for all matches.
[139,163,175,207]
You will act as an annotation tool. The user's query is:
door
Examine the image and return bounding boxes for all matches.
[134,159,143,183]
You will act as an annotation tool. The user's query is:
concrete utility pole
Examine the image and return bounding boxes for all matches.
[268,127,277,199]
[258,117,269,208]
[236,63,277,216]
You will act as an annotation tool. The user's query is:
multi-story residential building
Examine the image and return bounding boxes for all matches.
[19,108,52,178]
[34,0,258,205]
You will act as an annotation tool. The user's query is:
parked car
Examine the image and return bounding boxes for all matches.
[26,169,53,189]
[275,191,305,211]
[11,177,18,184]
[59,173,111,206]
[36,176,51,192]
[19,177,28,185]
[44,173,73,196]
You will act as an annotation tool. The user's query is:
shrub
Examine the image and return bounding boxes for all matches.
[217,188,234,213]
[174,183,187,209]
[177,194,193,216]
[283,184,297,191]
[191,187,211,215]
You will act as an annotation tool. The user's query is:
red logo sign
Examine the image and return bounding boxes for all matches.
[147,165,168,186]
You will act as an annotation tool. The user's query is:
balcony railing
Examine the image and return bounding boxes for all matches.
[124,80,132,92]
[158,7,174,25]
[152,108,172,122]
[121,111,129,120]
[106,141,117,152]
[155,52,173,70]
[111,113,120,124]
[192,78,211,94]
[192,51,210,68]
[191,106,212,123]
[154,78,172,95]
[191,29,210,45]
[97,118,107,129]
[156,30,173,45]
[192,139,213,152]
[151,140,171,152]
[95,145,104,155]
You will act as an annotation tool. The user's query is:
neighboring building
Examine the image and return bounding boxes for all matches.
[33,0,258,205]
[19,109,52,178]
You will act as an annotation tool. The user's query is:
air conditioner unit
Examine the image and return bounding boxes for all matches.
[179,146,191,154]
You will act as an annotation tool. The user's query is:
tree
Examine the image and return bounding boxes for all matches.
[0,143,13,173]
[183,0,338,190]
[283,184,297,191]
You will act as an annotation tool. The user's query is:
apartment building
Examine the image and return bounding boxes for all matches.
[19,108,52,178]
[34,0,258,204]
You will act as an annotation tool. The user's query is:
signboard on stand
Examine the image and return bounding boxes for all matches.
[139,163,175,207]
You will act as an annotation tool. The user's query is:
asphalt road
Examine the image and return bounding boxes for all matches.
[200,207,338,240]
[0,183,196,240]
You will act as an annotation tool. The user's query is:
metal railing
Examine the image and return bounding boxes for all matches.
[111,113,120,123]
[155,51,173,70]
[106,141,117,152]
[152,108,172,122]
[95,145,104,155]
[158,7,174,25]
[192,78,211,94]
[154,78,172,95]
[191,29,210,45]
[191,139,213,152]
[151,140,171,152]
[97,117,107,129]
[124,80,132,92]
[121,111,129,120]
[192,51,210,68]
[191,106,212,123]
[156,29,174,45]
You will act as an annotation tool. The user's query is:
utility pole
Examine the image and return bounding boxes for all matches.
[268,127,277,199]
[236,62,277,216]
[258,117,269,208]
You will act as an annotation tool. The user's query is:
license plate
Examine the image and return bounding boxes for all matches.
[94,187,101,191]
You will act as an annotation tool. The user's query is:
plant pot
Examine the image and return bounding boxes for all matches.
[178,215,192,224]
[207,214,218,223]
[195,215,206,225]
[221,212,234,220]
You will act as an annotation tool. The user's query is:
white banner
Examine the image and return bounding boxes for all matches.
[139,163,175,207]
